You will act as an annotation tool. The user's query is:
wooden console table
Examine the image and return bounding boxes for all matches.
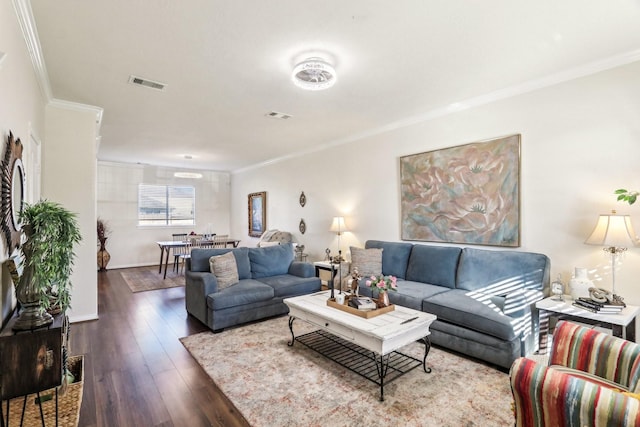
[0,313,67,424]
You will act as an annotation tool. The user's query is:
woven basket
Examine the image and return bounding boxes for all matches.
[7,355,84,427]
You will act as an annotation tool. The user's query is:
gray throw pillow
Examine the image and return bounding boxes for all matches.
[350,247,383,277]
[209,251,239,289]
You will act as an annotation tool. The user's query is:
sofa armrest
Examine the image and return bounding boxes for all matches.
[185,271,219,325]
[186,271,218,293]
[550,321,640,389]
[288,261,315,278]
[510,357,640,426]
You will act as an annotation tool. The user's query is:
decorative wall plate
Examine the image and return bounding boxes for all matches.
[299,191,306,207]
[299,218,306,234]
[1,131,25,254]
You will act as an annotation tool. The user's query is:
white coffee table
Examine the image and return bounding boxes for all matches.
[284,291,437,400]
[536,296,640,353]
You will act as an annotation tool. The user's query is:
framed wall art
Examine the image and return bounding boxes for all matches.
[248,191,266,237]
[400,134,521,247]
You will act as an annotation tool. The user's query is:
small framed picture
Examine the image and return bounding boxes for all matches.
[248,192,266,237]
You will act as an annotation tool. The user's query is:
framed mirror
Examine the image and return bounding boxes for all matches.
[1,132,25,254]
[248,191,266,237]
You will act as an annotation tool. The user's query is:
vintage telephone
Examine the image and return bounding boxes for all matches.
[588,287,625,305]
[588,287,613,303]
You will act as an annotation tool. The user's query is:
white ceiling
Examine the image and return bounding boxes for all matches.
[28,0,640,172]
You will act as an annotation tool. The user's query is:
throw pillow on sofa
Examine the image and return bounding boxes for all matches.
[209,251,239,289]
[350,247,383,277]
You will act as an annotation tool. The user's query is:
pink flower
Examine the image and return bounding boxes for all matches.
[366,275,398,292]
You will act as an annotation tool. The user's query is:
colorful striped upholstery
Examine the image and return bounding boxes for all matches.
[510,321,640,426]
[550,321,640,390]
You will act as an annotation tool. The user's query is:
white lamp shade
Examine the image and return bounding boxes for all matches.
[585,213,638,248]
[329,217,347,234]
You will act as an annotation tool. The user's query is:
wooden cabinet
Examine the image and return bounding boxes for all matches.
[0,314,66,401]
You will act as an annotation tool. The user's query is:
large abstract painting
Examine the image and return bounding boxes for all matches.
[400,134,521,247]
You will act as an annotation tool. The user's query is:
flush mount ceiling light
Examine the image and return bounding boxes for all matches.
[292,57,336,91]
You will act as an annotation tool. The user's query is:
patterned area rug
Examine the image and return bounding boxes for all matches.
[180,316,514,427]
[120,266,184,292]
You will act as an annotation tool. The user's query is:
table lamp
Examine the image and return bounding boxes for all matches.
[329,217,347,262]
[585,210,638,302]
[329,217,348,298]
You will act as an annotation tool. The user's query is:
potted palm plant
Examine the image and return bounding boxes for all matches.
[13,200,82,330]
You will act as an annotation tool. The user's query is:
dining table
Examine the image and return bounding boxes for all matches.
[156,238,240,279]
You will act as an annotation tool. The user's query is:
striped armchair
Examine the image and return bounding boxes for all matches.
[510,321,640,426]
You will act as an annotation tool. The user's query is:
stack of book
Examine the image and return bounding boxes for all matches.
[572,297,626,313]
[348,296,377,311]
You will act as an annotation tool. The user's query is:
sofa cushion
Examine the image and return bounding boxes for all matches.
[206,279,275,310]
[209,252,239,289]
[249,243,294,279]
[456,248,549,292]
[359,280,451,311]
[405,245,462,289]
[422,289,518,341]
[365,240,413,279]
[350,247,383,277]
[258,275,321,298]
[191,247,251,279]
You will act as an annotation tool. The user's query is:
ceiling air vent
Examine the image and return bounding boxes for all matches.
[128,75,166,91]
[265,111,292,120]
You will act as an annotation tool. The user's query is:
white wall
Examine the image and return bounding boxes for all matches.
[97,161,231,268]
[231,61,640,308]
[42,103,99,323]
[0,0,46,323]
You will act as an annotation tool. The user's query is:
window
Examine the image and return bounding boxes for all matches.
[138,184,195,226]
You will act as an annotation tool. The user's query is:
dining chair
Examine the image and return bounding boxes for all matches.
[171,233,188,272]
[178,237,202,274]
[197,234,216,249]
[213,234,229,248]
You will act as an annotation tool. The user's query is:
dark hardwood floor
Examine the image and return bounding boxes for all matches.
[72,267,250,427]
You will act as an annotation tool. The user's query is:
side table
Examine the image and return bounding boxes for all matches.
[536,296,640,354]
[314,261,350,292]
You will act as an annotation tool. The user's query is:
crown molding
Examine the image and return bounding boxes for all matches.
[234,48,640,174]
[12,0,52,101]
[49,98,104,135]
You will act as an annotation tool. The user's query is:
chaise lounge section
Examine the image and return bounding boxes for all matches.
[185,243,321,332]
[355,240,550,369]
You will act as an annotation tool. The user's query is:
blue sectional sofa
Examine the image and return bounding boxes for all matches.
[356,240,550,369]
[185,243,321,332]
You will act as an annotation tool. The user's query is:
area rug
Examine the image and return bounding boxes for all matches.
[120,266,184,292]
[180,316,514,427]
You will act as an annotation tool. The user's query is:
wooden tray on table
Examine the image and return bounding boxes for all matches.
[327,295,395,319]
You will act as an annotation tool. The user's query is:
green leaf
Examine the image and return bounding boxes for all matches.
[615,189,628,194]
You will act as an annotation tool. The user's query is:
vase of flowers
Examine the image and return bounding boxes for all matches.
[365,275,398,308]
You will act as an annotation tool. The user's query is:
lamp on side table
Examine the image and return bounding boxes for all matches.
[585,210,638,303]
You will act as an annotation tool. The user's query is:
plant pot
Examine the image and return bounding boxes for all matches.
[13,227,53,331]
